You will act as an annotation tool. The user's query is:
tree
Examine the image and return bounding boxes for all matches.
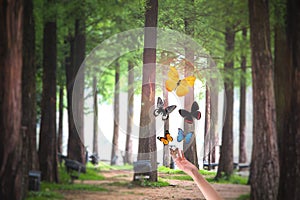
[239,28,247,164]
[274,0,300,199]
[38,3,59,182]
[248,0,280,199]
[136,0,158,182]
[204,85,211,167]
[111,61,120,165]
[216,26,235,179]
[22,0,38,170]
[125,60,134,165]
[183,3,199,168]
[92,76,99,155]
[67,17,86,164]
[57,86,64,154]
[0,1,24,199]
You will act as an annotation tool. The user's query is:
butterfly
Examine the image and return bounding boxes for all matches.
[153,97,177,120]
[179,101,201,124]
[169,147,179,157]
[177,128,193,144]
[165,66,196,97]
[157,130,173,145]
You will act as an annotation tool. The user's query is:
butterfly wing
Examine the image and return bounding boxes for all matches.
[157,97,164,108]
[161,105,176,120]
[185,132,193,144]
[166,67,179,92]
[179,109,194,124]
[166,133,173,142]
[157,137,169,145]
[184,75,196,87]
[176,79,190,97]
[177,128,185,142]
[191,101,201,120]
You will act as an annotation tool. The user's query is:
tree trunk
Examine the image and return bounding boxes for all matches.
[239,28,247,164]
[248,0,280,199]
[111,61,120,165]
[183,16,199,169]
[93,76,99,155]
[209,62,219,165]
[125,60,134,165]
[38,18,59,182]
[67,18,86,164]
[0,1,24,199]
[136,0,158,182]
[275,0,300,199]
[57,86,64,154]
[204,85,211,168]
[216,27,235,179]
[22,0,38,170]
[162,52,170,168]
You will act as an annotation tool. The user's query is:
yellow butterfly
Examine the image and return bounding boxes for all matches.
[165,67,196,97]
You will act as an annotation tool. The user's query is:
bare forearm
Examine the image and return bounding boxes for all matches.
[191,170,223,200]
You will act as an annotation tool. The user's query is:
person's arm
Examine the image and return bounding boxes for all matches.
[170,148,223,200]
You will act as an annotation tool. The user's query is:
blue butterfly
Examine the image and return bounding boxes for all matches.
[177,128,193,144]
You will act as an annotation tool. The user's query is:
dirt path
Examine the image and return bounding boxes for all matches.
[61,170,250,200]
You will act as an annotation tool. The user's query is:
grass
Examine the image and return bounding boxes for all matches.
[158,166,248,185]
[26,162,107,200]
[206,174,248,185]
[158,166,185,174]
[26,191,64,200]
[236,193,250,200]
[98,162,133,171]
[138,177,170,187]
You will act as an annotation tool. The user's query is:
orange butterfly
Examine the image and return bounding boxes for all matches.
[157,130,173,145]
[165,67,196,97]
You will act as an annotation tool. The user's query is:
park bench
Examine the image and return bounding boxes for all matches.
[64,158,86,182]
[28,170,41,191]
[89,153,99,165]
[203,162,219,170]
[133,160,152,181]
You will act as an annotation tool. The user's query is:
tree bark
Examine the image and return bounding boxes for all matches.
[162,52,170,168]
[136,0,158,182]
[93,76,99,155]
[125,60,134,165]
[0,1,24,199]
[183,16,199,169]
[111,61,120,165]
[204,85,211,168]
[67,18,86,164]
[38,18,59,182]
[239,28,247,164]
[57,86,64,154]
[22,0,38,170]
[248,0,280,199]
[275,0,300,199]
[216,27,235,179]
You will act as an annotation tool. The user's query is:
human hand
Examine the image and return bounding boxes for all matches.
[170,148,198,177]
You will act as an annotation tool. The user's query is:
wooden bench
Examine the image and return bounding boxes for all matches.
[133,160,152,181]
[64,159,86,182]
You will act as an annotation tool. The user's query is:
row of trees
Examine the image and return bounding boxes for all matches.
[0,0,299,199]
